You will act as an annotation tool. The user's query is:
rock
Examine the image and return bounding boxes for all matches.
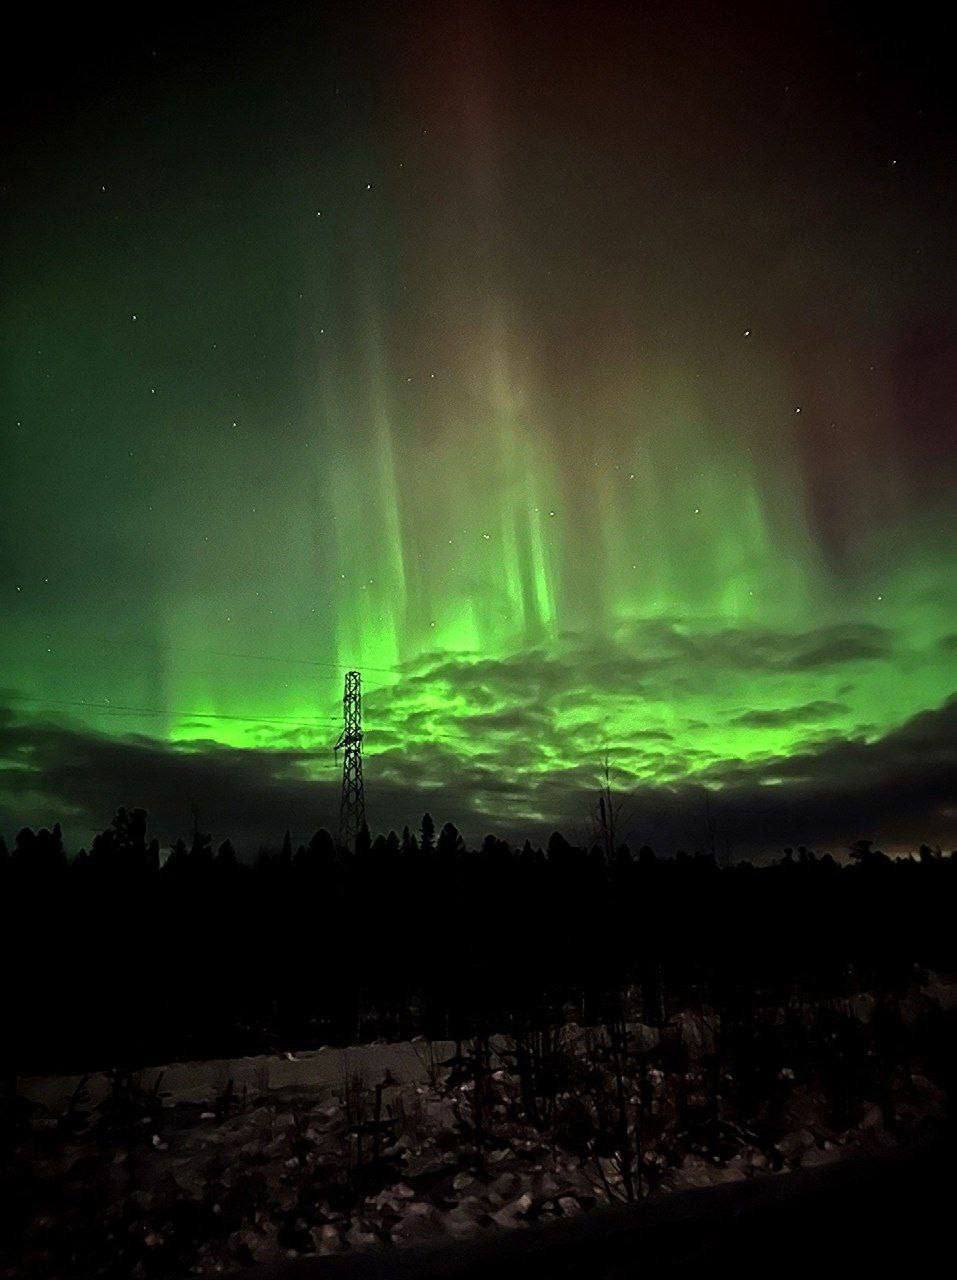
[447,1195,487,1231]
[423,1098,458,1128]
[670,1009,720,1057]
[490,1192,533,1227]
[858,1105,884,1131]
[403,1151,457,1180]
[780,1086,828,1132]
[800,1145,844,1168]
[246,1107,277,1130]
[923,975,957,1014]
[463,1193,489,1210]
[488,1172,522,1203]
[848,994,876,1024]
[674,1152,749,1189]
[64,1154,104,1183]
[909,1073,947,1105]
[391,1206,446,1246]
[373,1182,416,1212]
[629,1023,661,1053]
[231,1228,272,1262]
[776,1129,817,1160]
[316,1224,342,1254]
[728,1146,768,1173]
[558,1196,581,1216]
[346,1223,379,1249]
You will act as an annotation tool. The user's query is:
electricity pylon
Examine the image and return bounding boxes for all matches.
[334,670,365,850]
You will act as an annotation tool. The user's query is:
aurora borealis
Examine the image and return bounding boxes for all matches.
[2,0,955,852]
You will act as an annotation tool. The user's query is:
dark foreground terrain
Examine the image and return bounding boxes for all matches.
[256,1135,954,1278]
[5,973,954,1280]
[4,819,955,1278]
[5,813,955,1075]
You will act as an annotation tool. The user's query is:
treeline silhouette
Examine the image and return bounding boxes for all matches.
[2,810,955,1076]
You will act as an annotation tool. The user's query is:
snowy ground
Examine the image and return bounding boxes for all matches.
[7,977,954,1279]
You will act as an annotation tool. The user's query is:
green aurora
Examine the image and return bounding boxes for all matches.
[1,2,955,848]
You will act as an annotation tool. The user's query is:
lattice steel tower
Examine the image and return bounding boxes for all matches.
[334,670,365,850]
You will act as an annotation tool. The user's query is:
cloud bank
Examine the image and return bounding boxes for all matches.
[2,616,953,858]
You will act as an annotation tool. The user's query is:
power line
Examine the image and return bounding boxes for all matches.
[9,624,406,678]
[2,692,341,727]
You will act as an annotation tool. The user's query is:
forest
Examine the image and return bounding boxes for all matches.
[4,810,954,1076]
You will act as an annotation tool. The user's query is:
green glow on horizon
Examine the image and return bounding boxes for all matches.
[3,338,954,794]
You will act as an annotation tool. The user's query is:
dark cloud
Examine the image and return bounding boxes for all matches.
[784,628,893,670]
[457,707,556,737]
[0,714,339,851]
[387,621,896,714]
[731,700,849,729]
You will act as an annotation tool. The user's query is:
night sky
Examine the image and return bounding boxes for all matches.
[2,1,955,854]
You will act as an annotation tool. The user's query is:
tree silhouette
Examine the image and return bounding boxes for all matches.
[0,807,952,1076]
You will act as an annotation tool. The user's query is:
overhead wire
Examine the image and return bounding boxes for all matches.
[13,623,406,678]
[4,624,413,734]
[2,693,342,727]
